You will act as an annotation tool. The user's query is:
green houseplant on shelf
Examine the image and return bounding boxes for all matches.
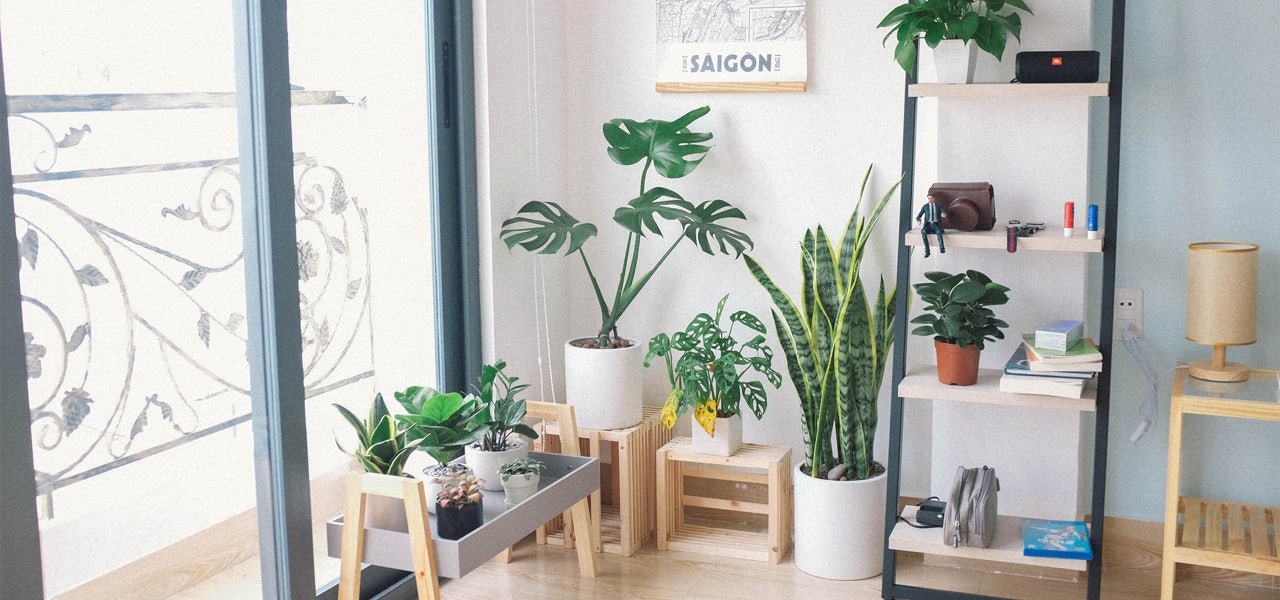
[910,269,1010,386]
[500,105,754,430]
[498,457,546,507]
[333,393,420,531]
[463,360,540,492]
[393,386,486,513]
[877,0,1033,83]
[643,293,781,457]
[745,165,901,580]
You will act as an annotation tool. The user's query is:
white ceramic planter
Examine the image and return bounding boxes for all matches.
[501,472,541,507]
[793,464,888,580]
[464,439,529,492]
[564,338,644,430]
[931,39,976,84]
[691,413,742,457]
[365,491,409,532]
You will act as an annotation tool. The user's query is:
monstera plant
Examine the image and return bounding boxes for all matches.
[500,106,753,348]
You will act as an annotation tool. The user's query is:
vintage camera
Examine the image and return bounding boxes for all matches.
[928,182,996,232]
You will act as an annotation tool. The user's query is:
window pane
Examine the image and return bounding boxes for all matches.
[2,2,265,597]
[288,1,437,591]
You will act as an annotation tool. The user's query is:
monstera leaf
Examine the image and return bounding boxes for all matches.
[500,201,598,256]
[603,105,712,179]
[679,199,753,257]
[613,187,693,236]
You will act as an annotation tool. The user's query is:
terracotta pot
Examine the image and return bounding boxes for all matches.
[935,338,980,386]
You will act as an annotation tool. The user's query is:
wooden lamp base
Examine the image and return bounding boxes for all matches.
[1188,344,1250,382]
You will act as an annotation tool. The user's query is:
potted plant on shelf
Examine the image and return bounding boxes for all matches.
[745,165,901,580]
[500,105,754,430]
[394,386,485,512]
[462,360,540,492]
[643,293,781,457]
[435,473,485,540]
[333,393,419,531]
[877,0,1033,83]
[910,269,1010,386]
[498,457,546,507]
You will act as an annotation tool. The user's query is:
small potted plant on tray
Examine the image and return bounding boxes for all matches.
[498,457,547,507]
[644,294,781,456]
[463,360,540,491]
[394,386,485,512]
[910,269,1011,385]
[333,393,419,530]
[436,473,485,540]
[877,0,1033,83]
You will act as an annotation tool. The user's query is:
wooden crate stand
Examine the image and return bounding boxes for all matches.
[538,406,671,556]
[656,437,792,564]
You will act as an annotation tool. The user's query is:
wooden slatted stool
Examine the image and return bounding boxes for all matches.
[656,437,792,564]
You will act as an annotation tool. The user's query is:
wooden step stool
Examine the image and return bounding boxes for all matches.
[656,437,792,564]
[538,405,672,556]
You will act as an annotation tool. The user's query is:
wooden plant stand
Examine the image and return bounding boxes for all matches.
[656,437,792,564]
[539,406,671,556]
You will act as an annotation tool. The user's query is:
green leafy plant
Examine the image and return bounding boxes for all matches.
[746,166,901,481]
[910,269,1010,349]
[498,457,546,481]
[333,394,418,476]
[394,387,487,465]
[471,360,540,452]
[500,106,753,347]
[877,0,1033,75]
[643,294,782,436]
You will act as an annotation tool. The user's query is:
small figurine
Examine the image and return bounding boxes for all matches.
[916,193,946,258]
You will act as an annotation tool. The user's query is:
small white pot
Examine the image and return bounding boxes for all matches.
[931,39,976,84]
[691,413,742,457]
[464,439,529,492]
[501,472,541,507]
[421,462,472,514]
[365,491,409,532]
[793,463,888,580]
[565,338,644,430]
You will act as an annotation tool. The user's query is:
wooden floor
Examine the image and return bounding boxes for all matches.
[171,537,1280,599]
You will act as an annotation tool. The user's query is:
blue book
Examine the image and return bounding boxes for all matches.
[1022,518,1093,560]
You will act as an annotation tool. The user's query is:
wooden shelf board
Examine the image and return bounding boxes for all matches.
[890,506,1089,571]
[909,82,1110,98]
[898,366,1097,411]
[904,227,1104,253]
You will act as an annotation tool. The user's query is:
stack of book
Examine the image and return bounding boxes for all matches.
[999,332,1102,399]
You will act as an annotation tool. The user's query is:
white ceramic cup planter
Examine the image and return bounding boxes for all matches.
[500,472,541,507]
[793,463,888,580]
[564,338,644,430]
[931,39,977,84]
[690,413,742,457]
[464,439,529,492]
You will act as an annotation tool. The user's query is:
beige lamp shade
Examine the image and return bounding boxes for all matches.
[1186,241,1258,381]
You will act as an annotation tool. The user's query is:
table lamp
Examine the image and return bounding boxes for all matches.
[1185,242,1259,382]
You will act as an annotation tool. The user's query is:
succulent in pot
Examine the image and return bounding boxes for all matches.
[435,473,484,540]
[910,269,1011,386]
[498,457,546,507]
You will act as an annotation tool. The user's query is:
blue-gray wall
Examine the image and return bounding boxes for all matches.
[1100,1,1280,521]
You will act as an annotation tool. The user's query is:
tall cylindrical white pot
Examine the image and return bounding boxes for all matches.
[793,464,887,580]
[564,338,644,430]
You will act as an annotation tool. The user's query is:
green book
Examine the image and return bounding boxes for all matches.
[1022,335,1102,364]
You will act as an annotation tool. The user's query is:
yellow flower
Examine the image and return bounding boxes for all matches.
[694,398,717,436]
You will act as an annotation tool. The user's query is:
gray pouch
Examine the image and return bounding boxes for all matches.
[942,465,999,549]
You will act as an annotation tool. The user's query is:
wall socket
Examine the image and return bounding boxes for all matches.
[1114,288,1143,339]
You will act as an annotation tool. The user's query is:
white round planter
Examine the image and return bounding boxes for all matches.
[464,439,529,492]
[793,464,887,580]
[501,472,541,507]
[564,338,644,430]
[691,413,742,457]
[931,39,977,84]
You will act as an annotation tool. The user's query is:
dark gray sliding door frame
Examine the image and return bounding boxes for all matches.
[0,34,47,600]
[232,0,315,598]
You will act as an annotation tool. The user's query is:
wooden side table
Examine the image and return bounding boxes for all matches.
[656,437,792,564]
[1161,367,1280,599]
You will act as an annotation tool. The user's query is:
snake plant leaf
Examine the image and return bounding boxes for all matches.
[613,187,693,237]
[678,199,753,257]
[500,201,598,256]
[603,105,713,178]
[813,226,842,326]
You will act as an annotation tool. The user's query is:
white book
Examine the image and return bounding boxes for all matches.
[999,373,1087,399]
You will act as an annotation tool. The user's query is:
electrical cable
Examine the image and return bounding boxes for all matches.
[1115,321,1185,445]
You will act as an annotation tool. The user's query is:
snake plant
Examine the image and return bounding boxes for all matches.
[500,106,753,347]
[334,393,418,476]
[745,165,901,481]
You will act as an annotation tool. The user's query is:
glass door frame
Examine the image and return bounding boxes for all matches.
[0,0,479,597]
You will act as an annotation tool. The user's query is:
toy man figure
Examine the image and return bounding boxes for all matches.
[916,194,946,257]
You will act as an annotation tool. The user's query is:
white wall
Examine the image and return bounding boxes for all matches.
[475,0,908,477]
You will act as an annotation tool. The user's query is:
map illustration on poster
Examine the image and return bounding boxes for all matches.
[656,0,807,92]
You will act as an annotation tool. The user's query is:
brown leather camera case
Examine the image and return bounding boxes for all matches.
[928,182,996,231]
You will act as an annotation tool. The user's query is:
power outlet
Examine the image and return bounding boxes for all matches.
[1114,288,1143,339]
